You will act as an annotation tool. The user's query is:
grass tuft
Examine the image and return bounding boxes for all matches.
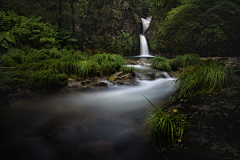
[175,59,239,98]
[140,95,188,148]
[151,56,172,71]
[171,54,200,70]
[120,66,135,74]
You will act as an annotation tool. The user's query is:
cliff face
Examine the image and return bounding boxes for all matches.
[85,0,142,56]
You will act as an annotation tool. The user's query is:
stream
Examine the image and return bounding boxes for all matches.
[0,65,176,160]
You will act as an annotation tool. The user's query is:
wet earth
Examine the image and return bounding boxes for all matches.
[161,86,240,160]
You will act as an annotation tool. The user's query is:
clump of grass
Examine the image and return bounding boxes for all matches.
[171,54,200,71]
[141,96,187,148]
[151,56,172,71]
[175,59,239,98]
[79,60,99,78]
[0,71,27,92]
[120,66,135,74]
[27,69,67,89]
[91,53,126,76]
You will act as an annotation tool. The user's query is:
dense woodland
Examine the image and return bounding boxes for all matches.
[1,0,240,93]
[1,0,240,56]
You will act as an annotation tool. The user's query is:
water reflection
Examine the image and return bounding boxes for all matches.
[0,71,176,160]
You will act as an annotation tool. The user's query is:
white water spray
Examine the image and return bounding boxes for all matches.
[139,16,152,57]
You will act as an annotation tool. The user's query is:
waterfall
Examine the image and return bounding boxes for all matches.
[139,16,153,57]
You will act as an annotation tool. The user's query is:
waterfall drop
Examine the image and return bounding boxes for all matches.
[139,16,153,57]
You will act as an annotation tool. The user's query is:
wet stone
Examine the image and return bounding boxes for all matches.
[217,101,225,105]
[222,104,236,110]
[233,143,240,149]
[190,105,198,109]
[210,102,216,106]
[202,126,208,129]
[211,146,218,150]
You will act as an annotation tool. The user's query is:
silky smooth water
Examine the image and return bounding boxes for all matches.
[0,66,176,160]
[139,16,152,57]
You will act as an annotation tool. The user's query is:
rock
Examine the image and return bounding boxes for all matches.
[202,126,208,129]
[199,105,211,111]
[190,105,198,109]
[108,72,134,81]
[210,102,216,106]
[93,82,108,87]
[217,101,225,105]
[211,146,218,150]
[81,80,91,86]
[224,112,228,116]
[67,78,82,88]
[148,72,156,79]
[222,104,236,110]
[117,82,124,85]
[233,143,240,149]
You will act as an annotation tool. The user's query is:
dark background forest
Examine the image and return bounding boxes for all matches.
[1,0,240,57]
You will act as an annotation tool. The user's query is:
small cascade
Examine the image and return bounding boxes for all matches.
[139,16,153,57]
[161,72,171,78]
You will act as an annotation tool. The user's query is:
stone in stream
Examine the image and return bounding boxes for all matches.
[210,102,216,106]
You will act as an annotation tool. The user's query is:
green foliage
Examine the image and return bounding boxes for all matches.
[91,53,126,75]
[0,71,26,92]
[171,54,200,70]
[141,95,187,147]
[151,56,172,71]
[0,11,77,49]
[159,0,240,55]
[27,69,68,89]
[120,66,135,74]
[110,31,139,54]
[79,60,99,78]
[175,59,239,98]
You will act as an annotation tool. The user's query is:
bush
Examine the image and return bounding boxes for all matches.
[120,66,135,74]
[91,53,126,76]
[151,56,172,71]
[171,54,200,70]
[175,59,239,97]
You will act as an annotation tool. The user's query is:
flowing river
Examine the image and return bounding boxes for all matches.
[0,65,176,160]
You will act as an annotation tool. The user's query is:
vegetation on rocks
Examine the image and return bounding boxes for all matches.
[175,59,239,98]
[150,56,172,71]
[141,96,188,149]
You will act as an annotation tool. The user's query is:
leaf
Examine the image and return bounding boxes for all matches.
[67,38,78,42]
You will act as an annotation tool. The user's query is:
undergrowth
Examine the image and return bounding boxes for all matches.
[140,96,188,150]
[151,56,172,71]
[0,47,126,93]
[175,59,239,98]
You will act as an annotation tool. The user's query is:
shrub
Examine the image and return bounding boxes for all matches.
[151,56,172,71]
[175,59,239,97]
[120,66,135,74]
[79,60,99,78]
[92,53,126,76]
[171,54,200,70]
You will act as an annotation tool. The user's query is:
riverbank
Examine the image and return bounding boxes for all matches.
[156,56,240,160]
[160,86,240,160]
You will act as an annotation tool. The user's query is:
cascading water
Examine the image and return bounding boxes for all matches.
[139,16,153,57]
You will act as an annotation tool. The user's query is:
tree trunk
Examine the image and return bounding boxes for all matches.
[58,0,62,29]
[71,0,75,34]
